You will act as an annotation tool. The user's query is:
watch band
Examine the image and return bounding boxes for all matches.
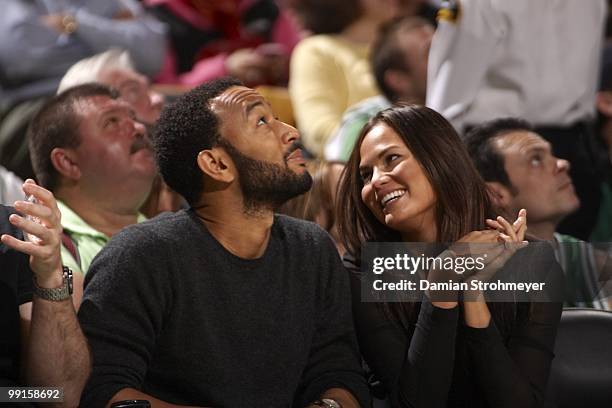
[33,266,73,301]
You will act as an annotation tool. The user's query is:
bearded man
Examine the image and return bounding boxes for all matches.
[77,78,370,408]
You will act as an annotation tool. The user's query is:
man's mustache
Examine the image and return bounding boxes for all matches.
[283,141,304,161]
[130,134,153,154]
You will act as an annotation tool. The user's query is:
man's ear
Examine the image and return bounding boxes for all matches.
[197,148,235,183]
[50,147,81,181]
[596,91,612,117]
[486,181,513,210]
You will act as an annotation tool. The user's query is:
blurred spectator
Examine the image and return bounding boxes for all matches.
[58,49,164,124]
[28,84,156,278]
[58,49,185,217]
[598,46,612,154]
[466,118,611,309]
[325,16,433,162]
[607,0,612,41]
[288,0,436,157]
[288,0,385,157]
[143,0,301,87]
[0,0,167,180]
[592,44,612,241]
[279,160,345,253]
[427,0,608,240]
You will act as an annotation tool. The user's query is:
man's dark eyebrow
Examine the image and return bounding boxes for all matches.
[118,79,142,88]
[245,101,265,116]
[99,107,122,118]
[522,143,551,154]
[97,106,130,125]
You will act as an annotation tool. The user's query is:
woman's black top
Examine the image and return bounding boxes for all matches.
[343,245,563,408]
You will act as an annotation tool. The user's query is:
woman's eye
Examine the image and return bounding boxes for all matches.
[257,117,267,126]
[385,154,400,166]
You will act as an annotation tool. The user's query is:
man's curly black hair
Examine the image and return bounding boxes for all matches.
[152,77,243,205]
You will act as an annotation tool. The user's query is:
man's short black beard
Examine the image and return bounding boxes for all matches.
[218,139,313,215]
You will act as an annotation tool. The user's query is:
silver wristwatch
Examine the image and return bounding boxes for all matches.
[33,266,74,301]
[312,399,342,408]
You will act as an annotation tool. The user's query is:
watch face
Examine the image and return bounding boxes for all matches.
[321,399,341,408]
[313,399,341,408]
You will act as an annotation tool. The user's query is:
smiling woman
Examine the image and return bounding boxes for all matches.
[357,121,437,241]
[338,105,493,254]
[336,105,563,407]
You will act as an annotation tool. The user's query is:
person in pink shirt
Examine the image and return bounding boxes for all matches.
[144,0,302,87]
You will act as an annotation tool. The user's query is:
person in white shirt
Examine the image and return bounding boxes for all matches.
[426,0,608,240]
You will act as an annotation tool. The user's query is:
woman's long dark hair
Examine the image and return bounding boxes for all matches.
[336,105,520,333]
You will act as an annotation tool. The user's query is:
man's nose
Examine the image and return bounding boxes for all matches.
[279,121,299,145]
[130,119,147,138]
[556,157,571,173]
[150,90,164,109]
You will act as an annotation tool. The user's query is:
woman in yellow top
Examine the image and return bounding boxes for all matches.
[288,0,409,157]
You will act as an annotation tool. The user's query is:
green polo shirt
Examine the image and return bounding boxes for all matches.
[58,201,147,275]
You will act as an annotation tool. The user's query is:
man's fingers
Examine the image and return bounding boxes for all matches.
[1,233,43,257]
[2,233,57,264]
[17,180,62,229]
[8,213,55,243]
[22,181,60,213]
[13,199,54,224]
[1,233,26,252]
[23,180,60,212]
